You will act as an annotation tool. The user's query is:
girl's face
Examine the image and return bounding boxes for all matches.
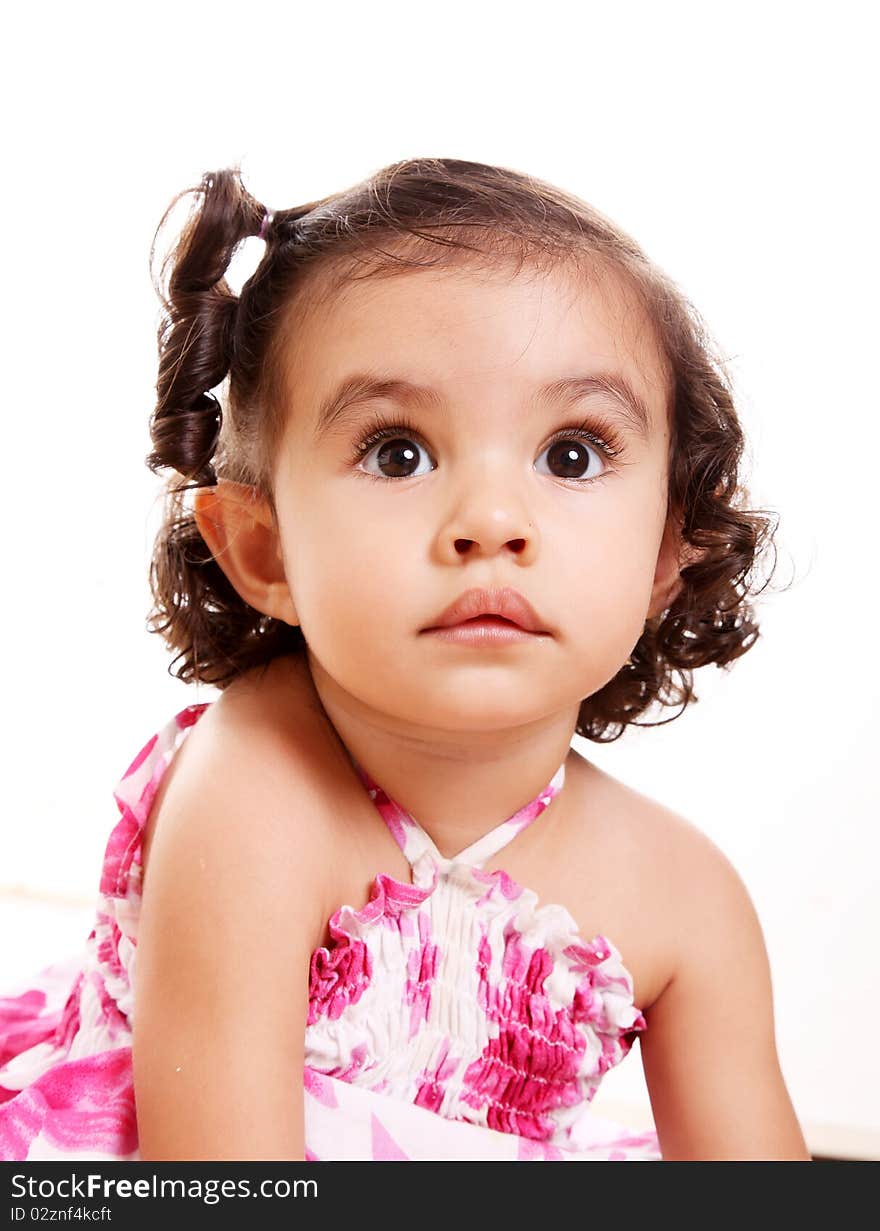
[271,258,675,735]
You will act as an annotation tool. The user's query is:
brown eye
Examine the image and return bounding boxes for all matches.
[536,434,608,482]
[359,433,433,480]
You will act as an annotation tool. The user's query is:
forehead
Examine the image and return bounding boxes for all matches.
[281,255,671,429]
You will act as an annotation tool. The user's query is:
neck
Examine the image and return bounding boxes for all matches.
[297,649,580,860]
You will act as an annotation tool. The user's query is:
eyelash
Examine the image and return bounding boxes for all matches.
[349,411,626,484]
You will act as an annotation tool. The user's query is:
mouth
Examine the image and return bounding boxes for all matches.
[455,615,521,627]
[423,586,549,636]
[424,615,526,631]
[421,615,549,644]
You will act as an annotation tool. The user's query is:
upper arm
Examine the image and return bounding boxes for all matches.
[639,828,811,1161]
[132,706,333,1161]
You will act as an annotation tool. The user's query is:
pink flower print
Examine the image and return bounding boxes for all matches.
[99,808,141,898]
[0,989,61,1070]
[564,935,614,975]
[351,772,417,857]
[176,702,211,733]
[303,1067,339,1108]
[96,977,129,1041]
[595,1030,622,1077]
[0,1049,137,1160]
[571,976,605,1028]
[405,912,439,1038]
[331,1041,370,1083]
[475,930,494,1014]
[307,936,372,1026]
[52,974,85,1052]
[518,1136,564,1160]
[329,872,433,935]
[613,1128,660,1149]
[414,1038,460,1114]
[619,1015,646,1055]
[463,929,587,1140]
[471,867,523,908]
[371,1113,410,1160]
[382,876,435,926]
[95,915,125,985]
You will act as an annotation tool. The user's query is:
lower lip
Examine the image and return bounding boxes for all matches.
[422,618,546,645]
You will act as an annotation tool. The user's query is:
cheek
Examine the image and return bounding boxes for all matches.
[559,488,665,649]
[278,483,416,647]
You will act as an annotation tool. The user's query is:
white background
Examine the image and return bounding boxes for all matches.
[1,1,877,1149]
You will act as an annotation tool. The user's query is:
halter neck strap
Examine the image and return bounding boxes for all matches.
[348,756,567,871]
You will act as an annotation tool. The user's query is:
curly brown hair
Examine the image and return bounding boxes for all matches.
[145,157,781,742]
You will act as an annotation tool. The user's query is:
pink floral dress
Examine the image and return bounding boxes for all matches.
[0,702,661,1162]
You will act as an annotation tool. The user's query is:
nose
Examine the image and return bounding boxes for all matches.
[452,527,530,557]
[438,464,539,561]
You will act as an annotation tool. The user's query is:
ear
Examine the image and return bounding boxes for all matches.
[192,480,299,626]
[647,512,686,621]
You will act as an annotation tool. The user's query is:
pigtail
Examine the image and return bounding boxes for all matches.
[147,169,265,485]
[145,168,302,686]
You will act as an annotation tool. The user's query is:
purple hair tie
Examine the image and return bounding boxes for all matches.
[258,210,273,241]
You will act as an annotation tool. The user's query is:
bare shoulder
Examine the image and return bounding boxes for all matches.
[141,653,346,949]
[568,754,808,1158]
[560,751,758,1008]
[133,654,349,1158]
[567,757,808,1159]
[596,764,763,977]
[571,749,734,872]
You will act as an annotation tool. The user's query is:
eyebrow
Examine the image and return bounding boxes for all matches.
[312,370,653,443]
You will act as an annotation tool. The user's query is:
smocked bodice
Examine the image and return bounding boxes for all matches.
[304,748,647,1146]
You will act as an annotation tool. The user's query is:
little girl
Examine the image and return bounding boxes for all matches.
[0,157,810,1162]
